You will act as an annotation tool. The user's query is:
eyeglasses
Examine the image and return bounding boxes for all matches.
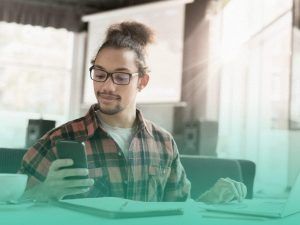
[89,65,139,85]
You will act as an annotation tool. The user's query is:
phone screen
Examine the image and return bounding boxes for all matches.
[56,140,88,179]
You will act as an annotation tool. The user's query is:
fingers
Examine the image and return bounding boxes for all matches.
[220,189,235,203]
[236,182,247,200]
[241,183,247,199]
[46,177,94,188]
[63,178,95,188]
[49,160,90,181]
[225,178,241,201]
[224,178,247,202]
[209,178,247,204]
[49,161,94,188]
[56,168,89,179]
[216,178,237,203]
[56,187,91,201]
[42,160,94,201]
[64,187,91,196]
[49,159,74,172]
[42,178,94,201]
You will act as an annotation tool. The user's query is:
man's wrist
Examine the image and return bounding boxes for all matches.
[22,184,50,203]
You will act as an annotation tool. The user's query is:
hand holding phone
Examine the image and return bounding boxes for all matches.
[25,159,94,202]
[56,140,88,179]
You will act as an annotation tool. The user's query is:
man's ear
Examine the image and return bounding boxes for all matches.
[138,74,149,91]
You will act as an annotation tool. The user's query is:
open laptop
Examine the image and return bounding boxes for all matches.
[201,172,300,218]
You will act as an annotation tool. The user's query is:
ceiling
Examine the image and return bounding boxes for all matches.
[0,0,166,31]
[19,0,164,12]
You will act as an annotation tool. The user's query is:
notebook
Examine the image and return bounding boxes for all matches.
[53,197,184,219]
[201,172,300,218]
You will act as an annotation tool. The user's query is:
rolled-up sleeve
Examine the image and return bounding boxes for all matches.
[163,139,191,201]
[19,137,56,188]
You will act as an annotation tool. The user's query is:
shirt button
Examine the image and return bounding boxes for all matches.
[118,152,122,156]
[124,180,128,185]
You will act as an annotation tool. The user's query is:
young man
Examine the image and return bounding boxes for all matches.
[21,21,246,203]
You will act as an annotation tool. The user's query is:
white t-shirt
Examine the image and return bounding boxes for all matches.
[98,116,136,159]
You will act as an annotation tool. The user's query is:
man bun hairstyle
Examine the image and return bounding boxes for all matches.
[106,21,154,47]
[95,21,155,75]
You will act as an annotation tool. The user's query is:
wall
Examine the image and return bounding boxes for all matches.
[174,0,220,128]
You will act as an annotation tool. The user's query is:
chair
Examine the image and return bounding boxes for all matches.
[237,159,256,199]
[0,148,27,173]
[180,155,255,200]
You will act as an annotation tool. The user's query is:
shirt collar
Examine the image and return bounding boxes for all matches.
[84,104,153,138]
[136,108,154,137]
[85,104,101,137]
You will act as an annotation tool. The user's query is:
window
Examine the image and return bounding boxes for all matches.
[0,22,74,148]
[211,0,293,195]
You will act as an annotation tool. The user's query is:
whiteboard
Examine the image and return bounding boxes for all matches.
[82,2,187,104]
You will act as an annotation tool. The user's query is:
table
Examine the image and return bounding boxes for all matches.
[1,200,299,225]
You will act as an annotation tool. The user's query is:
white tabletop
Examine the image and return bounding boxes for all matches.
[0,200,299,225]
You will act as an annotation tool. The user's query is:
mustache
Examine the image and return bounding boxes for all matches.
[96,92,121,99]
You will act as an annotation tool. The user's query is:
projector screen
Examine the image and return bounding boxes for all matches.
[82,2,187,104]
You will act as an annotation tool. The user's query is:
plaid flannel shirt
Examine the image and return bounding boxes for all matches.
[20,104,191,201]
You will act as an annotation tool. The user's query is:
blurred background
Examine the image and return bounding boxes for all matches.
[0,0,300,198]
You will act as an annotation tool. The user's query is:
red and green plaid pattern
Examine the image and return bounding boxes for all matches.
[20,104,191,201]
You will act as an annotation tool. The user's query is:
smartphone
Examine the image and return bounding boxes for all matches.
[56,140,88,179]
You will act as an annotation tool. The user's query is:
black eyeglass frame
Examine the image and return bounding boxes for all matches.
[89,65,140,85]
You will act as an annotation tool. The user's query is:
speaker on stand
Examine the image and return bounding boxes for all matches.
[25,119,56,148]
[182,121,218,156]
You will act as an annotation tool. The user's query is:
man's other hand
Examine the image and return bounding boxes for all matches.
[24,159,94,202]
[197,177,247,204]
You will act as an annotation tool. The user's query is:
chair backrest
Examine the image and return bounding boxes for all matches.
[0,148,27,173]
[180,155,243,199]
[237,159,256,199]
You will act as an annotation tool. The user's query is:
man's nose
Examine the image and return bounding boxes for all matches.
[101,76,116,91]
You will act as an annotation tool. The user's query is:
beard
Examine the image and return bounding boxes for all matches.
[98,102,123,115]
[96,91,123,115]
